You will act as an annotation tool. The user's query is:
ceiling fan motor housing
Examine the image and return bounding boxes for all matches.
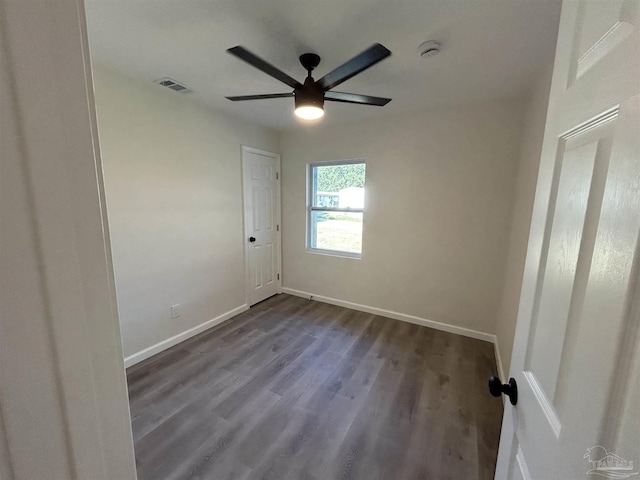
[295,77,324,110]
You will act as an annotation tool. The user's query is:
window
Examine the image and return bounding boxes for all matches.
[307,160,365,258]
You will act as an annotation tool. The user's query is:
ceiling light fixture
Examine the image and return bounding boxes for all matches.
[294,76,325,120]
[295,105,324,120]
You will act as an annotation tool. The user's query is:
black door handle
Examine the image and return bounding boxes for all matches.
[489,376,518,405]
[249,236,256,243]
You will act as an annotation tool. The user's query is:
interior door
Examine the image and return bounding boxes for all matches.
[495,1,640,479]
[242,147,281,306]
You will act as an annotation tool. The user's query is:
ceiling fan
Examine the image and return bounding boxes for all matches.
[225,43,392,120]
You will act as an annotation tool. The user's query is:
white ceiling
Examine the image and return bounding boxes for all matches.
[85,0,561,130]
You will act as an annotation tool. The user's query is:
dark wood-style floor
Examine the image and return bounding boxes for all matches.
[127,294,503,480]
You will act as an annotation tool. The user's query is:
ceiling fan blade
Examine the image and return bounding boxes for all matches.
[226,93,294,101]
[317,43,391,91]
[325,91,391,106]
[227,46,301,89]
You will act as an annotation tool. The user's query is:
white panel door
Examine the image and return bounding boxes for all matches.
[495,1,640,479]
[242,147,281,306]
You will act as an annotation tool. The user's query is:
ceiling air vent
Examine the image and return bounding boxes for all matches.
[154,77,192,93]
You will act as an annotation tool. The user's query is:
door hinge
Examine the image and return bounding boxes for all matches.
[277,273,280,280]
[276,172,279,180]
[277,224,280,231]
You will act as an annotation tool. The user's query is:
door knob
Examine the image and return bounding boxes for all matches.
[248,236,256,243]
[489,376,518,405]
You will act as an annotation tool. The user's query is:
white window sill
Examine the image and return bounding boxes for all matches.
[305,248,362,260]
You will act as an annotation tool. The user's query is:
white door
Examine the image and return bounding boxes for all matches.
[242,147,281,306]
[495,1,640,479]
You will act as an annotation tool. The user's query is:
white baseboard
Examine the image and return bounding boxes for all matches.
[281,287,494,343]
[124,304,249,368]
[124,291,507,381]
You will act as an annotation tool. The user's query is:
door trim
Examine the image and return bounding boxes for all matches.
[1,0,137,477]
[241,145,282,306]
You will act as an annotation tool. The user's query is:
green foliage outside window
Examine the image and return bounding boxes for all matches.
[316,163,365,193]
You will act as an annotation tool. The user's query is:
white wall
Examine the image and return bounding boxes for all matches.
[93,63,551,371]
[92,66,279,361]
[280,102,525,336]
[495,65,554,376]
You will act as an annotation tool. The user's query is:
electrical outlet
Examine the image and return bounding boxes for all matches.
[171,304,181,319]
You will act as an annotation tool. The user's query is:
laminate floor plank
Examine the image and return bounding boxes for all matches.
[127,294,503,480]
[289,320,404,479]
[127,295,296,397]
[170,388,282,480]
[130,296,315,413]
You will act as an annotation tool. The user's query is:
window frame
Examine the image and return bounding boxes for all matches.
[306,159,366,259]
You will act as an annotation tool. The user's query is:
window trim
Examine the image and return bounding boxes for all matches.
[306,159,365,259]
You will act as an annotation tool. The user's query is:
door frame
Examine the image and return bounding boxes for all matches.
[1,0,137,477]
[241,145,283,306]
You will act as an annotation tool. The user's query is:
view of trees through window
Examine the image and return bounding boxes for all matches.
[316,163,366,192]
[310,162,365,255]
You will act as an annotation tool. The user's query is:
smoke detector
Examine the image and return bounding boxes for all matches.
[418,41,441,59]
[154,77,192,93]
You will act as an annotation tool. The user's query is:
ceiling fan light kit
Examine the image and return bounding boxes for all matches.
[295,54,325,119]
[294,105,324,120]
[294,83,324,119]
[225,43,392,121]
